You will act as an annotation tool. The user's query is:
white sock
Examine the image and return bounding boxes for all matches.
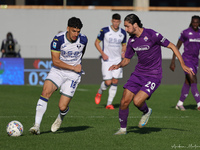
[99,81,108,94]
[120,127,126,131]
[35,99,48,126]
[177,100,183,106]
[197,102,200,108]
[107,85,117,106]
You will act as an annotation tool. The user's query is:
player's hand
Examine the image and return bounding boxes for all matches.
[182,65,195,75]
[102,53,108,61]
[169,62,175,71]
[109,65,119,71]
[73,64,82,73]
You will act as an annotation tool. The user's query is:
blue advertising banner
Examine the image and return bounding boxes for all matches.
[0,58,24,85]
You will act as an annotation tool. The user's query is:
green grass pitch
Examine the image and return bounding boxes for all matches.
[0,84,200,150]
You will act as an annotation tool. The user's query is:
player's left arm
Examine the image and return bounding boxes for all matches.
[167,42,194,75]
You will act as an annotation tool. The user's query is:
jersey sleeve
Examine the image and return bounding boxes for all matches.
[179,30,186,43]
[50,36,62,53]
[153,31,170,47]
[121,29,127,44]
[80,34,88,46]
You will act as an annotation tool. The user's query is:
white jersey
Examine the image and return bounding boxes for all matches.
[50,31,88,80]
[97,26,126,62]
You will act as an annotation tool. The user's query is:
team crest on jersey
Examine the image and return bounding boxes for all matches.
[77,44,81,49]
[144,36,148,41]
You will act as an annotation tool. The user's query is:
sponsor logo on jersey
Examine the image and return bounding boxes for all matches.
[189,38,200,42]
[54,38,58,41]
[133,45,150,51]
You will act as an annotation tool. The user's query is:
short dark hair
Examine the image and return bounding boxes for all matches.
[189,15,200,27]
[112,13,121,20]
[68,17,83,29]
[124,14,143,28]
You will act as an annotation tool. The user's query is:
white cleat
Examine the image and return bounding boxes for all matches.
[175,105,186,111]
[138,108,152,128]
[29,124,40,135]
[114,128,127,135]
[51,117,62,132]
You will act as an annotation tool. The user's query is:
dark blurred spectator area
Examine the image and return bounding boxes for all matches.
[0,0,200,7]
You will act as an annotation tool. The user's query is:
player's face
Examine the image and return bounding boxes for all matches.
[191,18,200,31]
[112,19,121,30]
[67,27,81,42]
[124,21,136,35]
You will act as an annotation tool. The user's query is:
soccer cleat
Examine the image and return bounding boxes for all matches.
[138,108,152,128]
[51,116,62,132]
[29,124,40,135]
[106,104,114,110]
[114,128,127,135]
[175,105,186,111]
[95,93,102,104]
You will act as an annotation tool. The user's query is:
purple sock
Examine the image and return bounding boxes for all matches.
[191,83,200,103]
[137,102,149,114]
[119,108,129,128]
[179,83,190,102]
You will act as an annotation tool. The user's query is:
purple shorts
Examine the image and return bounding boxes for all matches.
[123,73,161,98]
[183,58,198,75]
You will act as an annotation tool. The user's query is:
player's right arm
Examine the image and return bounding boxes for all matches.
[95,39,108,61]
[51,51,81,73]
[170,40,183,71]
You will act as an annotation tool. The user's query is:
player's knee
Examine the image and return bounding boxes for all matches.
[59,105,68,112]
[133,99,142,108]
[120,99,129,109]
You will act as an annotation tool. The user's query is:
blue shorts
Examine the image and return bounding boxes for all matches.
[123,73,161,98]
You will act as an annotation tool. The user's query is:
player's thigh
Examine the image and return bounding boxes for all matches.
[101,61,112,80]
[60,78,80,98]
[42,80,58,98]
[112,67,123,79]
[133,90,149,107]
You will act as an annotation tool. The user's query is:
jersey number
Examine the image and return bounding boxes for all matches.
[145,81,156,90]
[70,80,77,89]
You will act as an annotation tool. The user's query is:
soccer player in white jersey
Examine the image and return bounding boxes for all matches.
[95,13,127,109]
[29,17,88,134]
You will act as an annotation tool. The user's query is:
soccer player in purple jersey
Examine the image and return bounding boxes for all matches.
[170,15,200,111]
[109,14,194,135]
[29,17,88,135]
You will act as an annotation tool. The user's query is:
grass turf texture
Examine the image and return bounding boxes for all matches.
[0,84,200,150]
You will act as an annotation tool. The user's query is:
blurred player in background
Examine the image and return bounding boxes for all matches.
[29,17,88,134]
[94,13,127,109]
[109,14,194,135]
[170,15,200,111]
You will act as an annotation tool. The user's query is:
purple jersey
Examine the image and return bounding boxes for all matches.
[125,28,170,79]
[179,27,200,64]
